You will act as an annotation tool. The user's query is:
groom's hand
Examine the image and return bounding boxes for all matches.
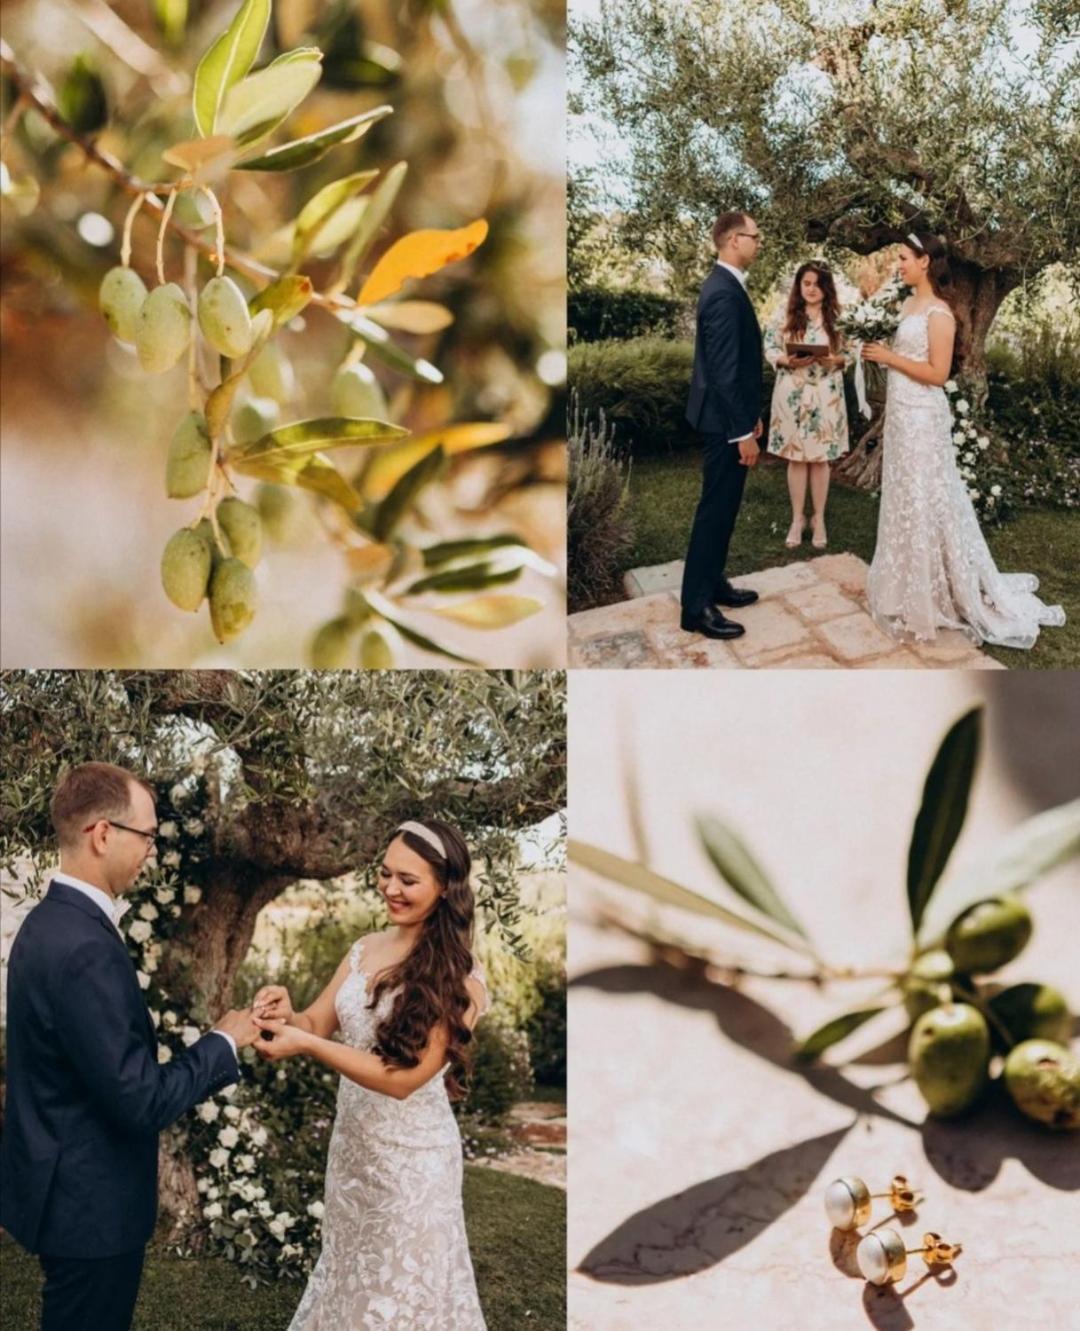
[214,1007,261,1050]
[738,436,760,467]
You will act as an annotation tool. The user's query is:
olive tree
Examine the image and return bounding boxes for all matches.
[573,0,1080,399]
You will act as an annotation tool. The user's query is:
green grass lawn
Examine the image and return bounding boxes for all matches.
[1,1167,565,1331]
[625,453,1080,668]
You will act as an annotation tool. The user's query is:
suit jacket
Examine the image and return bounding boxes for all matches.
[0,880,238,1258]
[686,265,764,438]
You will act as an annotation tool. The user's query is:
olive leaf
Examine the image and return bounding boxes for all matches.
[249,274,312,327]
[404,561,523,596]
[907,706,982,935]
[338,161,407,288]
[358,421,511,498]
[365,300,454,334]
[429,595,542,629]
[230,417,408,463]
[362,589,479,665]
[192,0,271,137]
[292,171,379,263]
[917,795,1080,944]
[370,445,445,541]
[695,813,812,943]
[152,0,187,45]
[232,448,360,511]
[569,839,817,956]
[343,311,443,383]
[421,534,526,567]
[794,1007,891,1063]
[238,105,392,172]
[217,48,323,148]
[357,219,489,306]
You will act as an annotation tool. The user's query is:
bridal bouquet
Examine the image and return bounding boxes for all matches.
[837,274,911,416]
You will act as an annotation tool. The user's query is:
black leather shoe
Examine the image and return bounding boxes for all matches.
[680,606,746,639]
[713,582,759,609]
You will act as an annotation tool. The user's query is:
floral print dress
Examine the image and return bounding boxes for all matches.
[764,316,852,462]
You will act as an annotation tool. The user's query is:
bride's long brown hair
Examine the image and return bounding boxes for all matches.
[784,262,841,352]
[904,231,965,370]
[368,819,478,1100]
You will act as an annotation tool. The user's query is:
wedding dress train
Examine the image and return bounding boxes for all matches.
[867,306,1065,648]
[288,937,489,1331]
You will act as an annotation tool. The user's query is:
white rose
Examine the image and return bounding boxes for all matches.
[138,902,158,921]
[162,851,182,869]
[218,1126,240,1149]
[239,1182,258,1202]
[268,1219,286,1239]
[232,1208,250,1223]
[944,379,958,393]
[196,1178,210,1193]
[307,1201,325,1220]
[978,436,989,449]
[197,1102,220,1123]
[154,885,175,905]
[184,819,205,837]
[183,885,202,905]
[969,488,980,499]
[163,1010,177,1027]
[952,431,964,444]
[956,399,970,414]
[170,905,180,917]
[256,1200,273,1218]
[991,484,1002,496]
[209,1147,229,1169]
[158,821,179,841]
[181,1025,200,1047]
[157,1045,172,1064]
[169,784,187,806]
[250,1127,268,1148]
[142,951,158,973]
[137,970,150,990]
[224,1104,241,1122]
[236,1154,256,1173]
[281,1244,302,1260]
[128,920,152,944]
[203,1202,223,1220]
[207,1186,220,1200]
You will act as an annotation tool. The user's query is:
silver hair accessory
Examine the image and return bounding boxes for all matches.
[396,820,447,858]
[906,232,926,252]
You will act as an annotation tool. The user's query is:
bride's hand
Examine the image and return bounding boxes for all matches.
[252,984,294,1024]
[861,342,893,365]
[253,1017,307,1061]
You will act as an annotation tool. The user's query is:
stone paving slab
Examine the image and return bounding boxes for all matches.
[568,556,1007,670]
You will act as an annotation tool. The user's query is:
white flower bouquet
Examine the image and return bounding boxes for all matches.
[837,274,911,417]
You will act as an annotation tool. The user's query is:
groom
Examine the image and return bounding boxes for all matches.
[681,210,765,639]
[0,762,259,1331]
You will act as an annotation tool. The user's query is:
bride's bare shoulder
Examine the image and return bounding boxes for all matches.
[926,303,956,321]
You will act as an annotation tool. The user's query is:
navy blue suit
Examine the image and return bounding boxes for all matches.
[681,265,764,614]
[1,880,238,1329]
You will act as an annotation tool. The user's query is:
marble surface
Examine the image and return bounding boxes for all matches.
[568,672,1080,1331]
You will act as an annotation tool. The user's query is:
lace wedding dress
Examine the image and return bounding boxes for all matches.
[288,937,489,1331]
[867,305,1065,648]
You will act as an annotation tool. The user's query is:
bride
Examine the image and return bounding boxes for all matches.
[861,232,1064,649]
[252,819,489,1331]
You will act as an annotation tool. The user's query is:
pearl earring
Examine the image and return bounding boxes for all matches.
[857,1229,962,1286]
[824,1175,917,1231]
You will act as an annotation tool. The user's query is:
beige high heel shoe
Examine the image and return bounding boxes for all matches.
[811,515,828,549]
[785,518,807,549]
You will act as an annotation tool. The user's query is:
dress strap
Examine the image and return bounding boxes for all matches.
[468,961,491,1017]
[349,936,367,974]
[926,304,955,322]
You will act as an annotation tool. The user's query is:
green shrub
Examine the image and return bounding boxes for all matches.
[569,337,697,456]
[463,1007,534,1123]
[569,285,683,343]
[523,954,566,1087]
[568,396,635,611]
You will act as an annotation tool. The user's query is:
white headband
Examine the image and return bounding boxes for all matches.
[906,232,925,252]
[396,821,447,858]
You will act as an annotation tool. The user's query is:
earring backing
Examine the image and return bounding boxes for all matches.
[824,1175,918,1231]
[857,1229,962,1286]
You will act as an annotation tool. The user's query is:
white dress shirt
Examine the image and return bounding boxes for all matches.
[714,260,755,443]
[52,871,237,1061]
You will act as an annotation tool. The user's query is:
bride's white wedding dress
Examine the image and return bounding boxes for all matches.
[867,303,1065,648]
[288,936,489,1331]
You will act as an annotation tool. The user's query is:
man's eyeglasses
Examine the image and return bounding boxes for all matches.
[737,231,763,243]
[84,819,159,848]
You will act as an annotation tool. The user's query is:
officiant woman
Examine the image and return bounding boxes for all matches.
[764,262,852,550]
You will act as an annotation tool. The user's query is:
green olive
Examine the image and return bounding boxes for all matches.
[331,362,389,420]
[99,265,148,343]
[208,557,256,643]
[215,497,262,569]
[310,617,355,668]
[909,1002,990,1118]
[198,275,254,359]
[989,984,1071,1048]
[1003,1040,1080,1131]
[903,949,955,1023]
[232,396,280,446]
[944,895,1033,974]
[166,411,213,499]
[161,526,212,611]
[136,282,191,373]
[247,340,295,403]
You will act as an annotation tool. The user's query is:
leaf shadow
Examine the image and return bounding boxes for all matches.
[571,960,919,1129]
[578,1127,849,1284]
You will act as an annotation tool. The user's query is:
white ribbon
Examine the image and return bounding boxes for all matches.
[853,343,873,419]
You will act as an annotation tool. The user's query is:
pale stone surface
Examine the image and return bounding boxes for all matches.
[567,557,1007,670]
[568,673,1078,1331]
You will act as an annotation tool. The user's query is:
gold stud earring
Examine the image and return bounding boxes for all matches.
[824,1175,918,1231]
[857,1229,962,1286]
